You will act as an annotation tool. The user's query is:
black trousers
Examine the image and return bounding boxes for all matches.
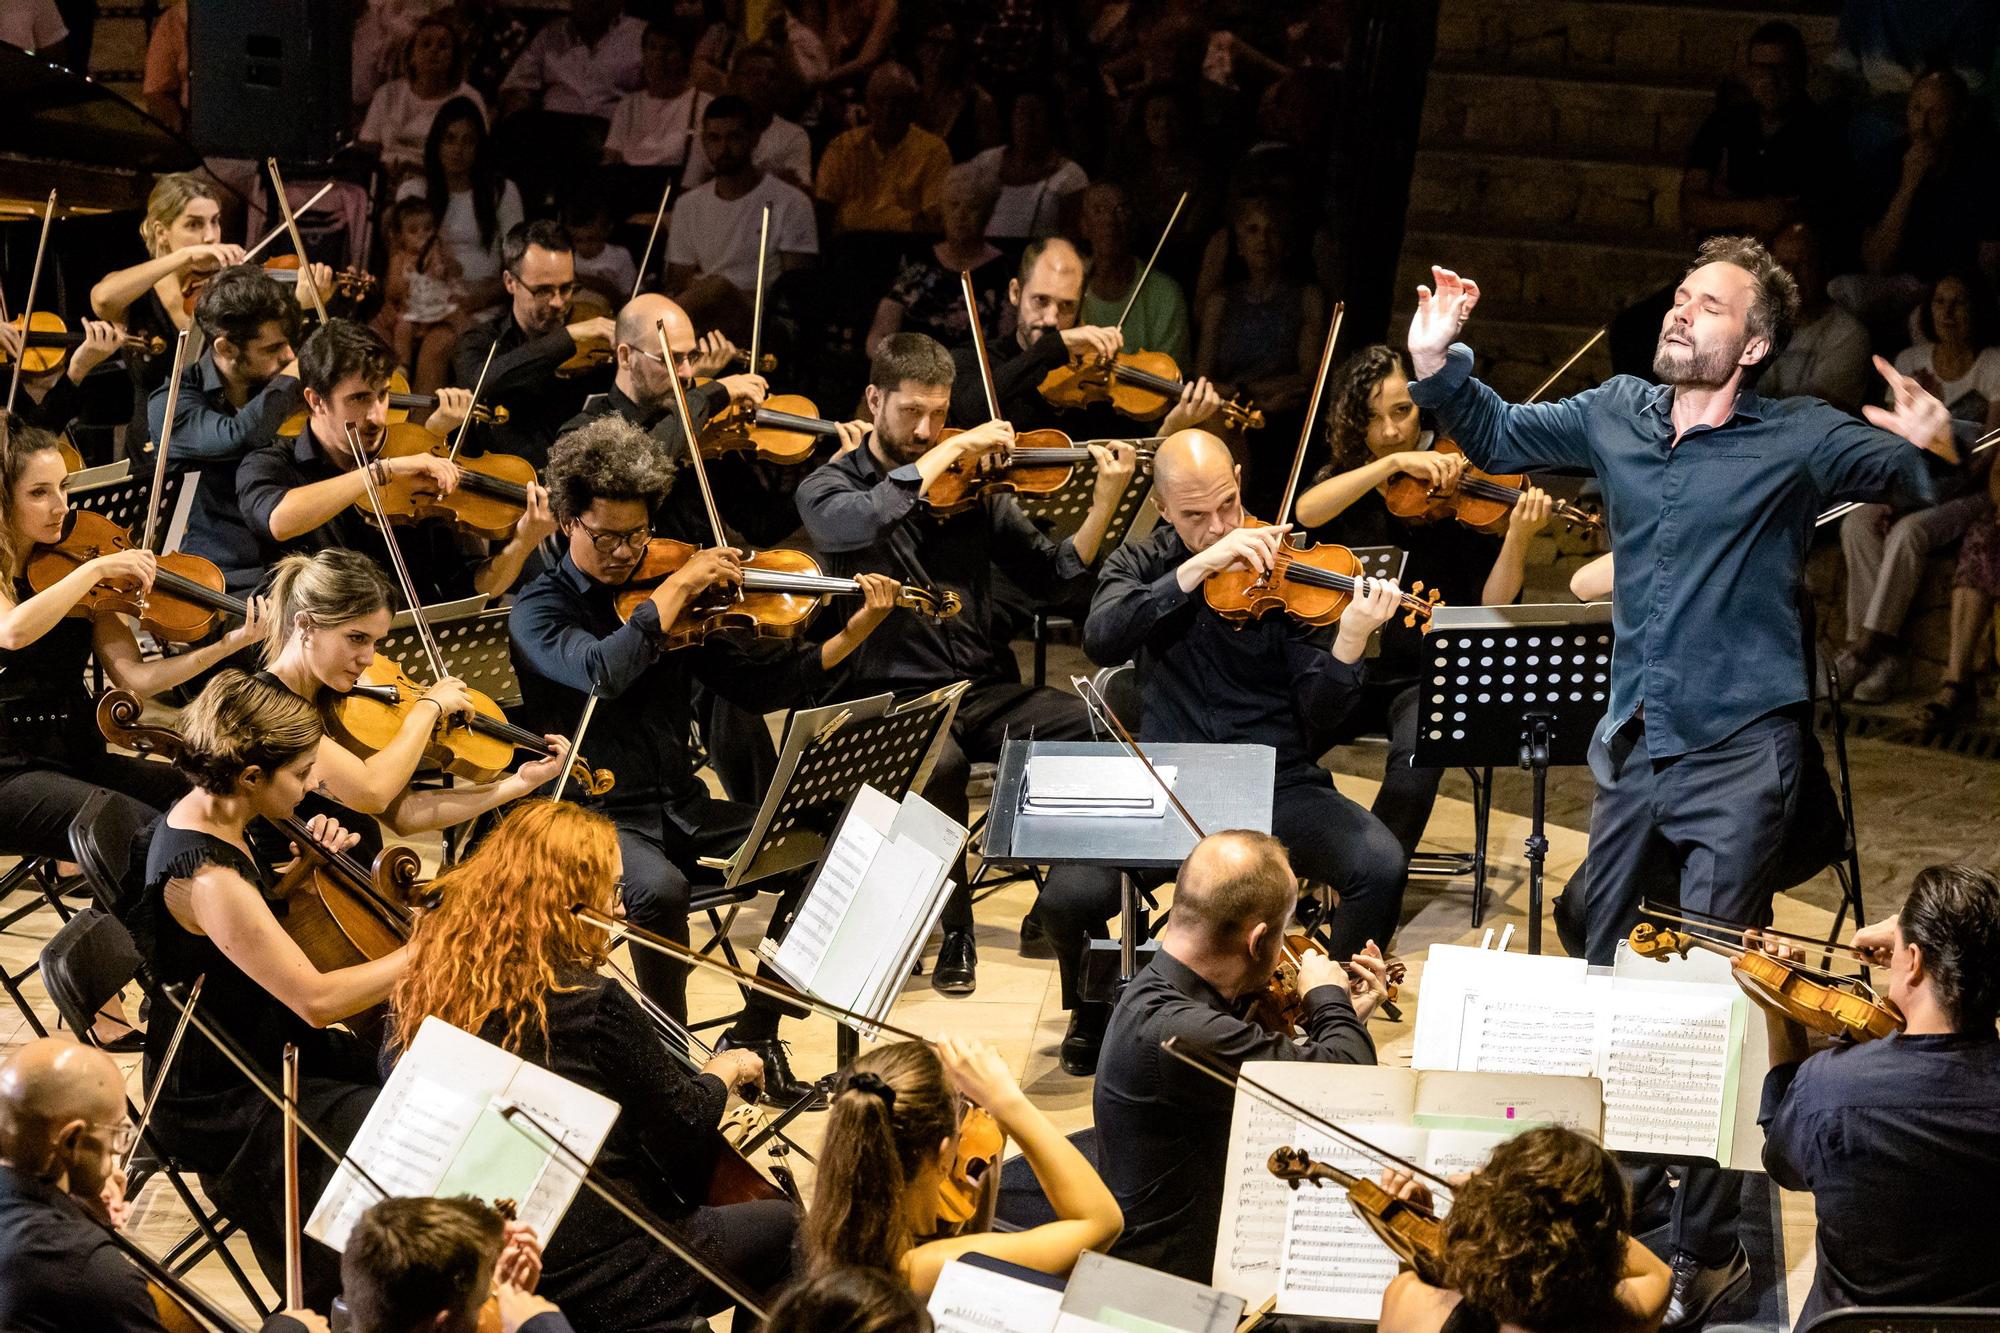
[920,680,1095,932]
[696,687,778,807]
[1578,707,1808,1267]
[0,753,187,862]
[1331,679,1439,862]
[1035,767,1408,1009]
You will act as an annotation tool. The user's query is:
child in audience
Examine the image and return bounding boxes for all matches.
[373,196,470,396]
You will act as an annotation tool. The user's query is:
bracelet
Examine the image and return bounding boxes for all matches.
[417,696,445,720]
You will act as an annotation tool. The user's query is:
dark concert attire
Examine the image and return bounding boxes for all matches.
[454,313,611,471]
[0,1165,163,1332]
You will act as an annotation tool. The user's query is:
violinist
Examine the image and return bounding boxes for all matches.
[949,238,1219,437]
[508,416,899,1103]
[806,1036,1123,1298]
[390,801,796,1329]
[1093,831,1387,1283]
[1754,864,2000,1325]
[795,332,1137,998]
[0,317,126,445]
[146,265,305,593]
[0,420,270,864]
[1291,345,1552,864]
[452,219,617,470]
[1375,1127,1669,1333]
[127,669,397,1304]
[238,319,550,602]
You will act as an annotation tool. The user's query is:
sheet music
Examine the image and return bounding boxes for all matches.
[1274,1125,1426,1320]
[1597,985,1740,1159]
[1456,987,1599,1076]
[1420,1129,1512,1189]
[927,1258,1063,1333]
[1411,945,1589,1069]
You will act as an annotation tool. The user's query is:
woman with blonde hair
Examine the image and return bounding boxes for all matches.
[390,800,794,1330]
[806,1037,1122,1297]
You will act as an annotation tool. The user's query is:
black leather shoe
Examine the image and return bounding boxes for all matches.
[932,929,977,995]
[1663,1244,1750,1330]
[717,1035,825,1110]
[1059,1004,1110,1077]
[1018,910,1054,960]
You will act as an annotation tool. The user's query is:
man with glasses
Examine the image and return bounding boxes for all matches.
[510,415,902,1105]
[454,219,618,470]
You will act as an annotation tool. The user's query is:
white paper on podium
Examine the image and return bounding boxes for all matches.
[927,1256,1064,1333]
[1023,755,1178,818]
[307,1017,618,1252]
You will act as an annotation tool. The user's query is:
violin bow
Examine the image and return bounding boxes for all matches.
[6,189,57,414]
[348,421,454,685]
[1275,300,1344,528]
[1639,901,1875,967]
[1523,326,1607,404]
[659,319,730,548]
[1111,190,1186,336]
[265,159,329,325]
[548,690,599,804]
[748,204,770,378]
[1818,424,1997,528]
[1069,673,1205,840]
[962,270,1003,422]
[140,328,194,554]
[129,973,204,1164]
[630,180,674,303]
[282,1043,304,1310]
[1161,1036,1457,1196]
[242,181,335,263]
[447,340,498,464]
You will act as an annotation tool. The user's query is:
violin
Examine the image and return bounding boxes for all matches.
[261,253,376,306]
[1628,918,1903,1043]
[332,656,614,794]
[936,1106,1005,1228]
[1381,437,1603,536]
[26,508,247,644]
[1,312,166,373]
[277,369,509,437]
[1039,351,1264,433]
[351,421,539,542]
[611,536,959,649]
[1244,933,1408,1036]
[557,322,614,377]
[699,393,846,466]
[1268,1146,1444,1280]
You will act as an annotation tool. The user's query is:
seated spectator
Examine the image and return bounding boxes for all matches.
[914,17,1000,163]
[359,16,488,186]
[447,0,537,104]
[1761,222,1872,414]
[141,0,188,133]
[684,42,815,189]
[397,96,525,312]
[563,194,638,316]
[0,0,69,67]
[497,0,645,123]
[1112,87,1215,285]
[372,196,471,395]
[1826,0,1998,159]
[966,89,1089,242]
[1078,182,1192,365]
[1197,192,1325,417]
[1836,271,2000,703]
[603,21,711,170]
[1680,21,1833,241]
[815,63,951,236]
[1926,510,1999,731]
[692,3,828,99]
[351,0,446,113]
[865,166,1007,358]
[666,95,818,325]
[1834,69,2000,327]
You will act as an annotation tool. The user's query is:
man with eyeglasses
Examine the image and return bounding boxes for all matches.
[454,218,619,470]
[0,1036,321,1330]
[510,414,902,1106]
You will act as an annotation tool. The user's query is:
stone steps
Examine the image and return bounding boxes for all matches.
[1397,226,1686,317]
[1421,65,1721,164]
[1436,0,1840,85]
[1408,145,1690,239]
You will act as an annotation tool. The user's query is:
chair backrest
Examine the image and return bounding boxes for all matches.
[1091,661,1143,735]
[69,787,157,922]
[39,909,143,1043]
[1801,1309,2000,1333]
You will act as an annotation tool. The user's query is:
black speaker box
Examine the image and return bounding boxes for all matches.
[188,0,355,164]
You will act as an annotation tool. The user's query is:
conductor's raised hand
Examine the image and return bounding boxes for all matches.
[1407,266,1480,380]
[1866,356,1956,464]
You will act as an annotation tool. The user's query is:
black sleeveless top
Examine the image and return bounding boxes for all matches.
[246,669,386,868]
[1440,1297,1500,1333]
[0,577,102,776]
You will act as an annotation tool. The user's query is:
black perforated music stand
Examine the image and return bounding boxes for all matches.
[379,598,515,702]
[68,461,187,534]
[1415,603,1614,953]
[1014,437,1159,547]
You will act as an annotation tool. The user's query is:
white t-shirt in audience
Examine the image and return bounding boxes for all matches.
[360,81,486,175]
[682,115,813,190]
[665,174,817,295]
[605,87,711,168]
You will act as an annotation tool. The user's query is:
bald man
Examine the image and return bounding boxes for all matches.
[1044,429,1407,1073]
[1093,831,1387,1283]
[949,237,1221,437]
[0,1037,160,1330]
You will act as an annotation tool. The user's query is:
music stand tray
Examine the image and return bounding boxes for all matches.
[1415,603,1614,952]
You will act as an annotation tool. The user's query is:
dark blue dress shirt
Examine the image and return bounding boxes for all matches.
[1409,344,1938,757]
[0,1165,163,1332]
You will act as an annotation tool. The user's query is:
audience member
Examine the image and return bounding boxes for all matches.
[141,0,188,132]
[1197,193,1326,417]
[1825,0,1998,158]
[684,42,815,189]
[350,0,447,112]
[497,0,645,122]
[0,0,69,66]
[397,96,525,312]
[1760,222,1872,414]
[865,167,1007,358]
[447,0,537,103]
[1112,87,1217,283]
[913,17,1000,163]
[1835,273,2000,702]
[1926,513,1999,730]
[359,16,487,184]
[373,196,470,394]
[603,21,711,169]
[1078,182,1193,364]
[815,62,951,236]
[968,90,1089,242]
[810,0,900,98]
[1680,21,1832,241]
[666,96,818,318]
[563,194,638,316]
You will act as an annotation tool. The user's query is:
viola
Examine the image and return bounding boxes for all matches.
[332,656,614,794]
[1039,350,1264,432]
[1202,516,1440,631]
[26,508,247,644]
[1628,920,1903,1042]
[1268,1146,1444,1280]
[1381,437,1602,536]
[278,369,508,437]
[352,421,539,542]
[611,536,959,649]
[2,312,166,374]
[920,425,1111,515]
[699,392,846,466]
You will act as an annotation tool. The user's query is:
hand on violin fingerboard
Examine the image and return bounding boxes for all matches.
[493,1219,544,1293]
[1161,376,1223,434]
[1341,942,1392,1024]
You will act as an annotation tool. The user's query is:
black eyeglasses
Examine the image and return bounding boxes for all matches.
[511,275,577,302]
[575,519,652,555]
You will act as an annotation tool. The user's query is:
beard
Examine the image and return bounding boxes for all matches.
[1652,329,1745,388]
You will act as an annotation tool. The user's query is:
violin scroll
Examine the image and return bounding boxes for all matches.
[898,586,962,621]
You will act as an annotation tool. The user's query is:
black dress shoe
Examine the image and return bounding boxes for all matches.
[1018,910,1054,960]
[716,1035,825,1110]
[1663,1244,1750,1330]
[1059,1004,1110,1077]
[932,929,978,995]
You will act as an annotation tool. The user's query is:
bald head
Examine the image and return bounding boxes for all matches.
[1153,428,1243,554]
[1173,831,1296,941]
[1013,238,1087,346]
[0,1038,125,1178]
[617,292,692,356]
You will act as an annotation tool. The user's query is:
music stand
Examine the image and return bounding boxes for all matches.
[68,461,186,534]
[1346,544,1409,585]
[1414,603,1614,953]
[1014,437,1159,548]
[379,599,515,702]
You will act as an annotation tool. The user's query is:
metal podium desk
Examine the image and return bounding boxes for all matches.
[984,740,1276,984]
